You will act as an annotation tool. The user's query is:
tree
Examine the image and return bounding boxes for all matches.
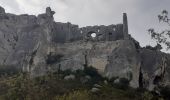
[148,10,170,50]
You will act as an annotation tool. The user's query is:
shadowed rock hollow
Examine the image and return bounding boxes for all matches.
[0,6,170,90]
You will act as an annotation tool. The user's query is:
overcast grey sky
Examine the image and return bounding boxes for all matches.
[0,0,170,51]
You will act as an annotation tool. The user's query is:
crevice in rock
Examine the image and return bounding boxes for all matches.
[83,51,88,67]
[29,49,37,66]
[153,55,167,86]
[139,67,143,88]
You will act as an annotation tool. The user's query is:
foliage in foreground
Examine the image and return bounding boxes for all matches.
[148,10,170,50]
[56,85,164,100]
[0,66,168,100]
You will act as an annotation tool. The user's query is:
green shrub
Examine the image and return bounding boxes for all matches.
[0,65,20,76]
[119,78,130,86]
[55,90,90,100]
[0,66,167,100]
[108,77,118,83]
[142,91,154,100]
[160,86,170,100]
[0,72,166,100]
[84,66,103,83]
[113,78,130,90]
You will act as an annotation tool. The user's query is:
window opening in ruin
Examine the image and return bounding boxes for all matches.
[91,32,97,38]
[109,32,112,35]
[80,30,83,34]
[113,27,116,31]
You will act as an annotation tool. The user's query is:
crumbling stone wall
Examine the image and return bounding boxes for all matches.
[50,22,125,43]
[50,22,82,43]
[48,10,129,43]
[80,24,124,41]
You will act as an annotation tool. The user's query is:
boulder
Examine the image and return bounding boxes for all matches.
[91,87,100,93]
[94,84,102,88]
[114,79,120,84]
[64,74,75,80]
[80,75,91,84]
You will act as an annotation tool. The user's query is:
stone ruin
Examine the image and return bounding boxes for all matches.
[46,13,128,43]
[0,6,170,90]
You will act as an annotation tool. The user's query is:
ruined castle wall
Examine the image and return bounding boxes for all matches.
[51,22,82,43]
[50,23,124,43]
[80,24,124,41]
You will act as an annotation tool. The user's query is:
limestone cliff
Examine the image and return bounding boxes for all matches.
[0,6,170,90]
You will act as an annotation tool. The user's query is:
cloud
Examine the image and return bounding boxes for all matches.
[0,0,170,52]
[15,0,49,14]
[0,0,20,13]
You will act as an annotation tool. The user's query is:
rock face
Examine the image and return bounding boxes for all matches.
[0,6,54,76]
[0,6,170,89]
[139,49,170,90]
[105,40,140,88]
[0,6,5,14]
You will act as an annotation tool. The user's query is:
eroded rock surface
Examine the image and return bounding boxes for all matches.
[0,6,170,89]
[105,40,140,88]
[139,49,170,90]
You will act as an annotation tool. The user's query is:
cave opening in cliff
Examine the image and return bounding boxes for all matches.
[46,53,64,65]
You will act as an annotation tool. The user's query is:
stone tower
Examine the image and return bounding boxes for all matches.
[123,13,129,39]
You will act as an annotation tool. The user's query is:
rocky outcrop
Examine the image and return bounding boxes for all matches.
[104,40,141,88]
[139,49,170,90]
[0,6,170,90]
[0,6,128,74]
[0,6,5,14]
[0,6,54,76]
